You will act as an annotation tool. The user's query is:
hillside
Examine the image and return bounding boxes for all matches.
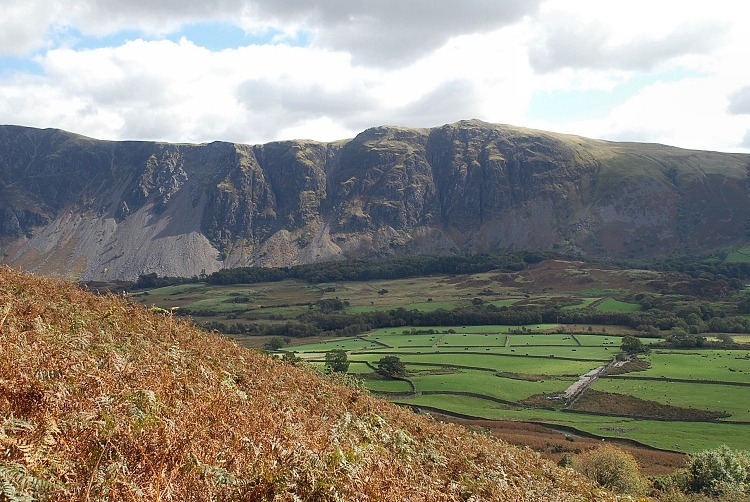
[0,266,610,500]
[2,120,749,281]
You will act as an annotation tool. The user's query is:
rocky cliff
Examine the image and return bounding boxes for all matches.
[1,120,749,280]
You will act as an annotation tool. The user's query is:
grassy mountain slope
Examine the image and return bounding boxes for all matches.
[0,266,609,500]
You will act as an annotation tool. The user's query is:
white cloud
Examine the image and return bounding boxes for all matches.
[533,76,749,152]
[0,1,59,55]
[742,130,750,149]
[529,1,728,73]
[0,0,542,67]
[0,0,748,153]
[729,86,750,115]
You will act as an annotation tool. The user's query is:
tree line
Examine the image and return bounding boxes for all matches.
[202,300,750,339]
[203,251,551,285]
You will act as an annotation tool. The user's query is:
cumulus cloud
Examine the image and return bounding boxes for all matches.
[537,77,746,152]
[529,18,725,73]
[728,86,750,115]
[1,0,748,153]
[387,80,484,127]
[281,0,542,67]
[1,1,59,55]
[1,0,541,67]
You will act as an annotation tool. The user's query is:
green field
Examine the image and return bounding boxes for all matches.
[631,350,750,383]
[726,246,750,263]
[289,325,750,453]
[392,393,750,452]
[595,298,641,313]
[136,258,750,455]
[593,378,750,421]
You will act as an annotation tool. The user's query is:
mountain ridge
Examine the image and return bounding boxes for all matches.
[1,120,749,281]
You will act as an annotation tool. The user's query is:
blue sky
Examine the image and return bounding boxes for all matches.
[1,0,749,152]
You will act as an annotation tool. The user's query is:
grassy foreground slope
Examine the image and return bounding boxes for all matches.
[0,266,609,501]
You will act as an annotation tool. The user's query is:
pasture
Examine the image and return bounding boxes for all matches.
[291,325,750,454]
[134,257,750,455]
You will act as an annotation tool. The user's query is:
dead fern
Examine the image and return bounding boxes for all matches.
[0,266,614,501]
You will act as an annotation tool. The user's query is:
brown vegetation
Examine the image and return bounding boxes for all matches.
[0,266,610,500]
[436,417,687,477]
[570,390,728,421]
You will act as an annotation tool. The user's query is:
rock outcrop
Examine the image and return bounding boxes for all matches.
[1,120,749,280]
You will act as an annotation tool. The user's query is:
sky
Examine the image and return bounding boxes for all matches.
[1,0,749,153]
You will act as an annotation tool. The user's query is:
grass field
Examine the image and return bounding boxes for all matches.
[135,260,750,457]
[393,393,750,452]
[593,378,750,421]
[631,350,750,383]
[726,246,750,263]
[595,298,641,313]
[288,325,750,454]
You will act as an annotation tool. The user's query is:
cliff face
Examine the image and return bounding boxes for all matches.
[1,120,749,280]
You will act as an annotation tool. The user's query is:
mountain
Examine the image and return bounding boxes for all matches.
[0,266,608,500]
[1,120,749,281]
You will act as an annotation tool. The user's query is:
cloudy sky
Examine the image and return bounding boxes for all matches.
[1,0,749,152]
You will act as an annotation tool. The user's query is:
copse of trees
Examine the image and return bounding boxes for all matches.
[204,251,554,285]
[625,253,750,283]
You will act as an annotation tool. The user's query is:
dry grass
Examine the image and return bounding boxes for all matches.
[0,266,613,501]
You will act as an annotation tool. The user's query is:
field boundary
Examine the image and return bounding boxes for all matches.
[603,375,750,387]
[356,350,609,363]
[401,405,689,455]
[364,361,417,394]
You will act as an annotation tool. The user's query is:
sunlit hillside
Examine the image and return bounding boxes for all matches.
[0,266,610,501]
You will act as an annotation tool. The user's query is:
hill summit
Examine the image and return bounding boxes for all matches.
[2,121,750,281]
[0,266,608,500]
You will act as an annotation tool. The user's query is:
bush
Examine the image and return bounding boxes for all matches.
[687,445,750,496]
[572,445,648,496]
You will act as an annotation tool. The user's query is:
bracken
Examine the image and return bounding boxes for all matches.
[0,265,612,501]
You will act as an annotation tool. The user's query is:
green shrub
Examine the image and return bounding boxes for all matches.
[573,445,648,496]
[687,445,750,496]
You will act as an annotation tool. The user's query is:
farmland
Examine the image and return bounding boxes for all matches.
[289,327,750,454]
[133,255,750,462]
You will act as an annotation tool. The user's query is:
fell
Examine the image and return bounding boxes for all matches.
[0,266,609,500]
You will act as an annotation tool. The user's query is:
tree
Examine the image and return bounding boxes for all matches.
[620,335,645,354]
[325,349,350,373]
[376,356,406,378]
[281,351,303,366]
[716,333,734,345]
[265,336,287,351]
